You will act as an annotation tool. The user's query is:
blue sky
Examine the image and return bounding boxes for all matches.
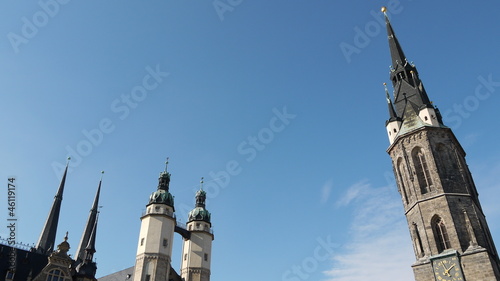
[1,1,500,281]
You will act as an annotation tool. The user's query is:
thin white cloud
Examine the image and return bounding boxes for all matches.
[321,178,334,204]
[324,181,414,281]
[334,180,370,207]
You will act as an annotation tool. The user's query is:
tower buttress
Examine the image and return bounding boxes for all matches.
[382,7,500,280]
[36,158,69,254]
[133,160,176,281]
[181,178,214,281]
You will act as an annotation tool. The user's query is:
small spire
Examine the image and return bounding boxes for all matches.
[384,82,400,122]
[64,232,68,241]
[200,177,204,191]
[165,157,169,172]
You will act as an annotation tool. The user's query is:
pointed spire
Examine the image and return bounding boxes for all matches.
[384,83,399,122]
[382,6,434,120]
[36,157,70,254]
[382,7,407,70]
[75,171,103,264]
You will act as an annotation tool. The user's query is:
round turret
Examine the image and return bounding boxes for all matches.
[148,171,175,208]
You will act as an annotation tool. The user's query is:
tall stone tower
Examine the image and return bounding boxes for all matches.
[382,7,500,281]
[133,163,176,281]
[180,179,214,281]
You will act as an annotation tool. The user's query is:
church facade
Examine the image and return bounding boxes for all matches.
[381,6,500,281]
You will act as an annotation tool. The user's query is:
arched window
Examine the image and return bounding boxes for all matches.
[412,147,433,193]
[46,269,67,281]
[397,158,410,204]
[432,216,451,252]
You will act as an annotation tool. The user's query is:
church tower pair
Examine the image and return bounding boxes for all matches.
[381,7,500,281]
[133,161,213,281]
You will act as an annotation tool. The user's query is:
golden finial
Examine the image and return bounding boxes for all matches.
[381,6,387,13]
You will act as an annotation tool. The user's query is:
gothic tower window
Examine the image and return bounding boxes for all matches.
[432,216,451,253]
[412,147,433,194]
[397,158,410,204]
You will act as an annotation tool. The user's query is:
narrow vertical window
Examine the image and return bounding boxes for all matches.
[412,147,433,193]
[433,216,451,252]
[412,223,424,257]
[140,238,144,246]
[163,238,168,247]
[184,253,187,260]
[204,253,208,261]
[397,158,410,204]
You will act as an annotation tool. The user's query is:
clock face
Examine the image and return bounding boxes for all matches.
[433,255,464,281]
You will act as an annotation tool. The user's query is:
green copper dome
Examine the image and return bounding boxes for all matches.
[148,170,175,209]
[188,206,211,223]
[149,189,175,207]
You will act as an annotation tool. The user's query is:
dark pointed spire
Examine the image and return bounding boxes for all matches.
[383,6,407,70]
[36,158,70,254]
[75,171,103,264]
[382,7,433,118]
